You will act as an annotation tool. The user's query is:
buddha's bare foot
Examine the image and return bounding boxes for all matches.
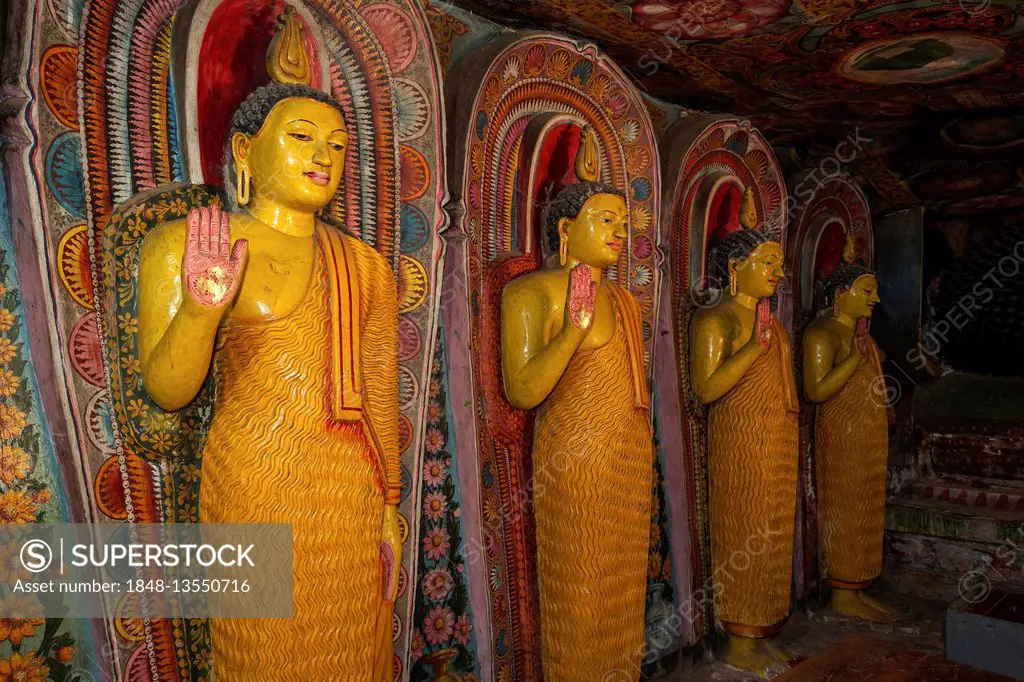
[829,588,887,622]
[723,636,789,678]
[762,638,793,665]
[858,591,898,620]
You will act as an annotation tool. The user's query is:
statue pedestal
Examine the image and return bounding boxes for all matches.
[947,588,1024,679]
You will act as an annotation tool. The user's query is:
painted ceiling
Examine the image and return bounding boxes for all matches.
[449,0,1024,251]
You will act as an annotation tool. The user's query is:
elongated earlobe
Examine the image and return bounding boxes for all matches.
[833,289,845,317]
[236,166,251,207]
[558,218,570,267]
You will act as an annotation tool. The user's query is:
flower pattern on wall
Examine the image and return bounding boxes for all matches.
[0,260,55,514]
[0,191,83,677]
[410,331,479,681]
[630,0,790,39]
[647,460,674,589]
[644,411,680,670]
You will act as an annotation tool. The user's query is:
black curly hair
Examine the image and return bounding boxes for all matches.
[707,228,776,285]
[223,83,346,209]
[822,262,875,311]
[704,228,783,309]
[542,181,626,255]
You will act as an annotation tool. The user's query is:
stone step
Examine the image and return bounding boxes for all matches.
[918,432,1024,482]
[885,492,1024,604]
[886,496,1024,545]
[885,532,1024,600]
[906,479,1024,512]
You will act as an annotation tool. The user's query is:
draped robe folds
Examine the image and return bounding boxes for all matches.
[707,318,799,635]
[199,226,399,680]
[530,283,654,681]
[815,339,889,588]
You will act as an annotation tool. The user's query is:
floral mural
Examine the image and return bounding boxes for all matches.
[647,452,675,592]
[643,407,679,674]
[410,329,480,681]
[451,0,1024,247]
[0,160,94,680]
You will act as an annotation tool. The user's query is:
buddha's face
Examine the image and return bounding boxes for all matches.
[730,240,784,300]
[233,97,348,213]
[837,274,880,320]
[559,193,628,269]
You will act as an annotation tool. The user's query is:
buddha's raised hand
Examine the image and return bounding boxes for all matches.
[856,317,869,359]
[755,298,773,348]
[184,205,248,310]
[566,262,598,332]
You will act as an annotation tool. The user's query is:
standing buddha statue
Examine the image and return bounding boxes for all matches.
[135,54,400,681]
[500,131,653,681]
[689,192,799,677]
[803,253,893,621]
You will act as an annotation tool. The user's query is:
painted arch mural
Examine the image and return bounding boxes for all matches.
[15,0,448,677]
[657,115,788,639]
[442,32,666,681]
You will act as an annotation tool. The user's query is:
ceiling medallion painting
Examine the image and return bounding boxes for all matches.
[910,161,1017,201]
[629,0,791,39]
[836,32,1005,85]
[449,0,1024,260]
[753,6,1018,101]
[941,114,1024,152]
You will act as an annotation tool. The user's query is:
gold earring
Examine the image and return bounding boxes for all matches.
[729,272,737,297]
[237,166,251,207]
[559,237,567,267]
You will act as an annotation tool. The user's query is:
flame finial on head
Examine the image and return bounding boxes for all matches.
[740,186,757,229]
[266,5,312,86]
[574,125,602,183]
[842,233,857,264]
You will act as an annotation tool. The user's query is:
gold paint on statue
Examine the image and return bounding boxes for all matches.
[803,273,892,622]
[266,5,313,86]
[574,125,601,183]
[690,238,799,677]
[740,186,757,230]
[841,233,857,267]
[137,95,399,679]
[501,191,652,681]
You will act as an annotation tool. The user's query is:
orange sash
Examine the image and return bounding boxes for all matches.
[318,225,395,487]
[607,284,650,410]
[867,336,884,379]
[771,317,800,414]
[319,224,365,420]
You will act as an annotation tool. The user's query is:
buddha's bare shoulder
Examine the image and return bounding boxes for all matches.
[692,301,739,334]
[804,316,840,346]
[504,267,562,300]
[501,268,565,315]
[140,217,188,263]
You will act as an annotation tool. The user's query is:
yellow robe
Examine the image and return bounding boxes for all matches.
[531,283,653,681]
[199,228,399,680]
[815,339,888,588]
[707,318,799,635]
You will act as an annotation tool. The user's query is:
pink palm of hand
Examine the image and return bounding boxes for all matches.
[756,298,773,348]
[856,318,869,358]
[568,263,598,331]
[184,205,248,309]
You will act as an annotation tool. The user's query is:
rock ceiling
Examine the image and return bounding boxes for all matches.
[450,0,1024,246]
